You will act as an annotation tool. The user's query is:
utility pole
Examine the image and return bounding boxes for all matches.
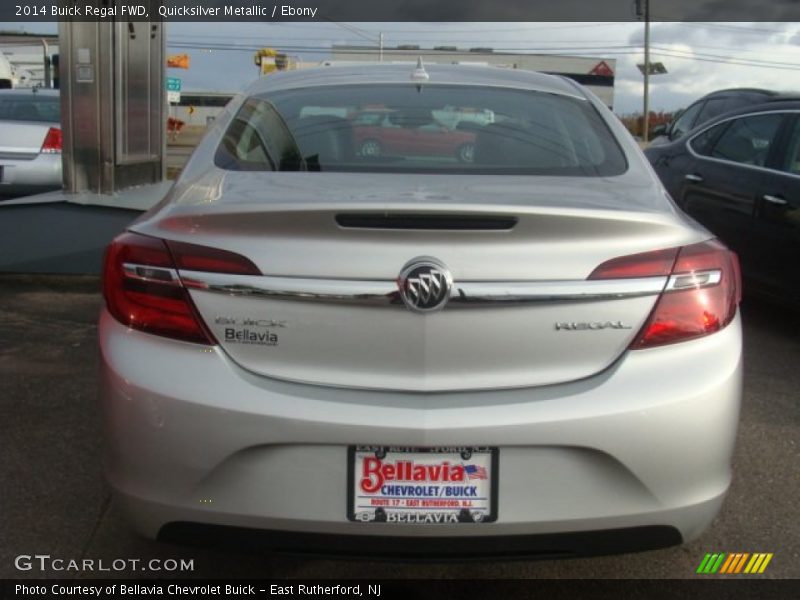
[379,32,384,63]
[636,0,651,142]
[42,38,50,87]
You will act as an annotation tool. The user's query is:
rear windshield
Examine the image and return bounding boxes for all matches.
[215,84,627,176]
[0,94,60,122]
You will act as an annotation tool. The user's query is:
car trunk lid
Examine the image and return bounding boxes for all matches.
[134,173,701,391]
[0,121,53,159]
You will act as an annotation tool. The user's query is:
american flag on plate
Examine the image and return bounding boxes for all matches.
[464,464,488,480]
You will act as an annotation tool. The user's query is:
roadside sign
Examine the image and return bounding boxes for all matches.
[636,62,667,75]
[167,54,190,69]
[167,90,180,104]
[166,77,182,92]
[590,60,615,76]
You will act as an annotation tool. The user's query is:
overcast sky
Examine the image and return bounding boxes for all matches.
[6,21,800,114]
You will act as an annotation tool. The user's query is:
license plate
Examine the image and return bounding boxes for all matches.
[348,446,497,524]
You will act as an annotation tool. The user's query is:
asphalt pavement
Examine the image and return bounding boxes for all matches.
[1,275,798,580]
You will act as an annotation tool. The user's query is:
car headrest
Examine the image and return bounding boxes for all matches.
[294,116,354,170]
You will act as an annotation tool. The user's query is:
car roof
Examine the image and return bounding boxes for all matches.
[243,63,586,100]
[767,93,800,103]
[717,98,800,115]
[685,98,800,135]
[701,87,778,99]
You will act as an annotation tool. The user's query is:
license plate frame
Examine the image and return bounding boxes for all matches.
[347,446,498,524]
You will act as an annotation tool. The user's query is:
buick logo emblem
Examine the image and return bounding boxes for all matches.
[398,258,453,313]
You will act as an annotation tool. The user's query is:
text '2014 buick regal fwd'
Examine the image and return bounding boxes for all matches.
[99,64,742,558]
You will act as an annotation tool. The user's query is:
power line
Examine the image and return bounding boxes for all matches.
[251,22,612,34]
[169,34,634,45]
[322,19,380,43]
[165,33,800,66]
[648,41,800,58]
[168,41,800,68]
[655,22,795,36]
[165,41,800,71]
[168,42,642,52]
[650,45,800,68]
[648,50,800,71]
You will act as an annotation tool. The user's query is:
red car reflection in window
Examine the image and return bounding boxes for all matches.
[352,110,476,163]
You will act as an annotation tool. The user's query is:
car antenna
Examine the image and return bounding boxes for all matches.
[411,57,429,92]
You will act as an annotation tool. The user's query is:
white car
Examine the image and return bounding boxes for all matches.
[99,64,742,557]
[0,88,61,196]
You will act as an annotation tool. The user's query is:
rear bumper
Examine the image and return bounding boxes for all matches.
[158,522,683,559]
[99,308,742,552]
[0,152,61,193]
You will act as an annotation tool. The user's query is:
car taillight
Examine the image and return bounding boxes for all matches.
[40,127,62,153]
[102,232,260,344]
[588,247,679,279]
[166,240,260,274]
[590,240,741,349]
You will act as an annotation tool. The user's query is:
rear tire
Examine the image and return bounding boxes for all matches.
[457,143,475,163]
[360,139,382,157]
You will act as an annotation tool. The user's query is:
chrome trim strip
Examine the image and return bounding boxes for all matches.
[181,271,397,305]
[0,151,38,161]
[451,278,667,304]
[122,263,180,285]
[664,269,722,292]
[179,270,668,307]
[763,194,788,206]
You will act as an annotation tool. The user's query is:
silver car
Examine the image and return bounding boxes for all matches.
[99,64,742,557]
[0,88,61,196]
